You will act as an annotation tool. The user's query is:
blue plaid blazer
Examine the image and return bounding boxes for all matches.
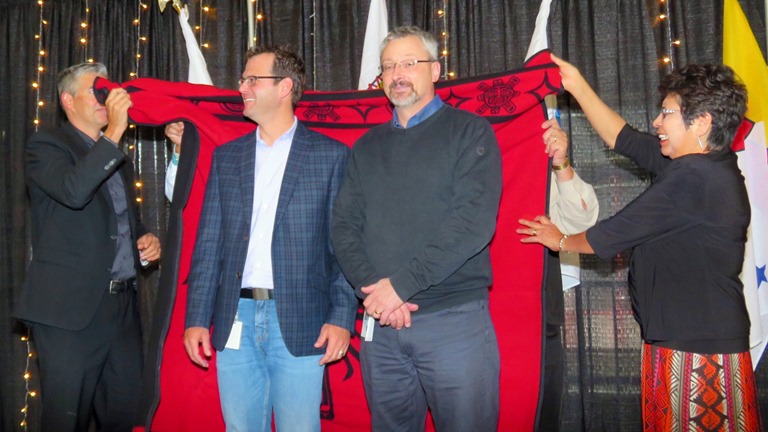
[185,122,357,356]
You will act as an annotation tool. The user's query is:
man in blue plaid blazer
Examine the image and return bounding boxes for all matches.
[179,45,357,431]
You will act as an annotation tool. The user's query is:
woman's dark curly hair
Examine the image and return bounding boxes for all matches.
[659,64,747,151]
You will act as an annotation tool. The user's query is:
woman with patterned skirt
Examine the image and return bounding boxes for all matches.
[519,55,762,432]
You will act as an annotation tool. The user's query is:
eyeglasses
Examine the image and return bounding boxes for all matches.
[659,108,679,119]
[379,59,434,75]
[238,75,285,87]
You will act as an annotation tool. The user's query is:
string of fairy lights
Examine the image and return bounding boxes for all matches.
[248,0,262,48]
[658,0,682,72]
[80,0,91,62]
[436,1,455,80]
[199,2,210,49]
[32,1,45,130]
[24,0,46,424]
[128,2,151,204]
[18,332,34,430]
[131,2,148,79]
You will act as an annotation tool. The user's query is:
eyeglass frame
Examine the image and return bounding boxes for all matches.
[659,108,679,119]
[238,75,286,87]
[379,59,435,75]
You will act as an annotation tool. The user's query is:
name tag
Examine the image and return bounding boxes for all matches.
[361,312,374,342]
[225,320,243,350]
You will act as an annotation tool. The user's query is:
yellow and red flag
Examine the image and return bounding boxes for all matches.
[724,0,768,367]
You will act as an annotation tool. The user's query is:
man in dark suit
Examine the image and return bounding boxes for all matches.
[15,63,161,432]
[180,45,357,431]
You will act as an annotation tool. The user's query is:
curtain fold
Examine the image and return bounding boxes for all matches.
[0,3,40,431]
[1,1,766,430]
[551,2,662,427]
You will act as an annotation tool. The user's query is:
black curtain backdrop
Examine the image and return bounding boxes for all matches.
[1,1,766,431]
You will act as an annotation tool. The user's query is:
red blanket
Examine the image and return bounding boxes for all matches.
[95,50,560,432]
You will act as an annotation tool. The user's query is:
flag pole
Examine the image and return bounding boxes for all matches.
[247,0,255,48]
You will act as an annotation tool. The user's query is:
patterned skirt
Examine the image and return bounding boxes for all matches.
[641,343,762,432]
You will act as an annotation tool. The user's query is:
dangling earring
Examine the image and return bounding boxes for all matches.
[697,136,705,150]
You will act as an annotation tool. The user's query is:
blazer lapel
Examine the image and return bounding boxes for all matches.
[60,123,93,158]
[274,124,310,228]
[60,123,119,213]
[239,134,257,224]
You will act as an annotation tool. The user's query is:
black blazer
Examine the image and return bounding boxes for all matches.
[15,122,148,331]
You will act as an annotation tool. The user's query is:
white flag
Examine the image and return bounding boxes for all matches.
[165,5,214,202]
[179,6,213,85]
[358,0,388,90]
[524,0,552,61]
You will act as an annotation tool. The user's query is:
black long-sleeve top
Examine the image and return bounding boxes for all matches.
[587,125,751,354]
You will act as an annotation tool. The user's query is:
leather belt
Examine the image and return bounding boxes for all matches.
[109,278,135,294]
[240,287,274,300]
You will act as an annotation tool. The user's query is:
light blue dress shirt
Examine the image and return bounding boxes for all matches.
[392,95,445,129]
[241,117,298,289]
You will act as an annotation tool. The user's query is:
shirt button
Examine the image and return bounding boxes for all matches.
[236,272,242,278]
[110,235,117,240]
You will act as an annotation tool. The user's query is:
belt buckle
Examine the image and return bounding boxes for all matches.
[241,288,273,300]
[109,280,125,294]
[253,288,272,300]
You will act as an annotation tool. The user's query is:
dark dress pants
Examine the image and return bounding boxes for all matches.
[361,299,500,432]
[32,287,142,432]
[538,250,565,431]
[538,323,565,431]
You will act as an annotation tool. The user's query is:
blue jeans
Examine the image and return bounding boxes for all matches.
[216,299,324,432]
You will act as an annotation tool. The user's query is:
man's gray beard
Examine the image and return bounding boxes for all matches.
[390,91,420,108]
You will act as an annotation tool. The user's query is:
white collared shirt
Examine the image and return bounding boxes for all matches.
[241,117,298,289]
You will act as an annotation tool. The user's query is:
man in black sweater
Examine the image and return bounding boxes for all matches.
[332,26,502,431]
